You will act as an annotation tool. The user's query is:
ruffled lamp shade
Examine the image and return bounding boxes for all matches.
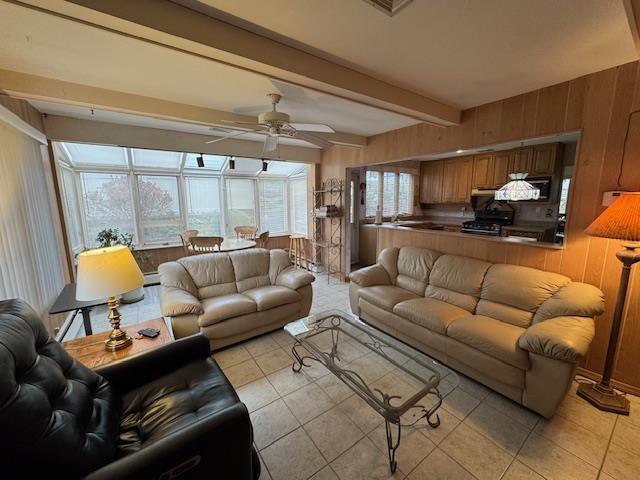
[495,173,540,201]
[585,193,640,242]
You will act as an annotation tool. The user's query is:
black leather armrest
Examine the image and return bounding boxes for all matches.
[83,402,256,480]
[94,333,211,393]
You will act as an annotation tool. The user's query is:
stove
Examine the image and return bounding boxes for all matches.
[461,205,514,236]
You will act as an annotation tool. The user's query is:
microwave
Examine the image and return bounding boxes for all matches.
[527,177,552,201]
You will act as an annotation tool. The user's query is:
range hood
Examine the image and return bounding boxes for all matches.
[471,188,497,197]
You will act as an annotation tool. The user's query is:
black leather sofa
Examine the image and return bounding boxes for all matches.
[0,299,260,479]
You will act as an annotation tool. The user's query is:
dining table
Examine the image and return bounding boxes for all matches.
[190,237,257,253]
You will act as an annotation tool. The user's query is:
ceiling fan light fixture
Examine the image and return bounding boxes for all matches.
[196,154,205,168]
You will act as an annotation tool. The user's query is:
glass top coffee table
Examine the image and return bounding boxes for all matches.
[285,309,458,473]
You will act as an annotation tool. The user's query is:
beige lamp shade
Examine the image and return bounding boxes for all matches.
[585,193,640,241]
[76,245,144,301]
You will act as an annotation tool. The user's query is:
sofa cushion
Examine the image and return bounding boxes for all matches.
[393,297,469,335]
[427,255,491,311]
[198,294,257,327]
[395,247,440,295]
[178,254,238,298]
[230,249,271,292]
[358,285,418,312]
[243,285,300,311]
[447,315,529,369]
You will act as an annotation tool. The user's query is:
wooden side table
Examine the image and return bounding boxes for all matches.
[62,318,174,369]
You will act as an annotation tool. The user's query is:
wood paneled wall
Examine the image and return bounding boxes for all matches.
[319,61,640,391]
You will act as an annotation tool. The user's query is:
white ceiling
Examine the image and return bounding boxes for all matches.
[184,0,638,109]
[0,1,418,139]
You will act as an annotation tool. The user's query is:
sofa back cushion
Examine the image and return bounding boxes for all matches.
[478,264,570,327]
[533,281,605,323]
[178,253,237,298]
[158,261,199,297]
[269,249,292,284]
[426,254,491,312]
[395,247,441,295]
[231,248,271,292]
[378,247,399,281]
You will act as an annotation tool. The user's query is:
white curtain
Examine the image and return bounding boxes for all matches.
[0,119,67,326]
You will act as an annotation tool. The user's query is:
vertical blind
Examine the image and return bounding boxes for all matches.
[0,120,66,325]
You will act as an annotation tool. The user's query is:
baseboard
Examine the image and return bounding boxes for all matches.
[576,367,640,397]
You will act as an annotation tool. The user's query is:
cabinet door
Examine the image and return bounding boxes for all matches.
[472,154,493,189]
[419,160,444,203]
[442,159,458,203]
[511,147,533,175]
[531,144,558,176]
[456,157,473,202]
[492,151,512,187]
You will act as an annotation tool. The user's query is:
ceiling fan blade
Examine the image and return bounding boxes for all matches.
[233,104,272,114]
[293,131,333,149]
[221,120,266,129]
[205,129,261,144]
[289,123,335,133]
[263,135,278,152]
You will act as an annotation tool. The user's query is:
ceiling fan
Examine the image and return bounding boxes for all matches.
[205,93,334,152]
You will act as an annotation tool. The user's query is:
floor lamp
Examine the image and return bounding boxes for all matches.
[578,192,640,415]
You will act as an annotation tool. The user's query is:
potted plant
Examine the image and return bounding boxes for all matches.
[95,228,152,303]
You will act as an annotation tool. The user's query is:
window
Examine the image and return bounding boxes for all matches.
[558,178,571,215]
[184,154,226,170]
[132,149,182,170]
[137,175,181,244]
[259,179,288,234]
[226,178,256,233]
[60,168,83,251]
[65,143,127,167]
[365,171,380,217]
[398,173,413,215]
[382,172,397,216]
[290,178,308,235]
[185,177,222,235]
[80,172,135,246]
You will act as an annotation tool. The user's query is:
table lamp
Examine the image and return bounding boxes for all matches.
[76,245,144,351]
[578,192,640,414]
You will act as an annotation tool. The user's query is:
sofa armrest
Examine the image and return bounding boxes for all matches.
[518,316,595,363]
[94,334,211,392]
[275,267,315,290]
[83,402,255,480]
[349,264,391,287]
[160,286,204,317]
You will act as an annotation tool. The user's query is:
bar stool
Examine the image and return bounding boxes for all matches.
[288,235,306,269]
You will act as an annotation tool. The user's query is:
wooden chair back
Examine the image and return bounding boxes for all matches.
[256,231,270,248]
[234,226,258,240]
[180,229,199,255]
[190,236,224,253]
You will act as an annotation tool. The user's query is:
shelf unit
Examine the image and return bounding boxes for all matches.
[312,178,343,284]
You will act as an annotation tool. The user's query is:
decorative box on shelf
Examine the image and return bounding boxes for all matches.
[314,205,342,217]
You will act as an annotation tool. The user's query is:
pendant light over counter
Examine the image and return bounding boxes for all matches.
[495,173,540,201]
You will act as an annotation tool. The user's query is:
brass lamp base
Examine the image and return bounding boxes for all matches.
[104,296,132,352]
[577,382,630,415]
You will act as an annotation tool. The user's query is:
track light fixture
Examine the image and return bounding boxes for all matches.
[262,159,268,172]
[196,154,204,168]
[228,156,235,170]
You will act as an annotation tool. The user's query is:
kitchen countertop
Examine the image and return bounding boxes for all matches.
[374,222,563,249]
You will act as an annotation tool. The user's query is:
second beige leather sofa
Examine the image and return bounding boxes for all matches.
[349,246,604,417]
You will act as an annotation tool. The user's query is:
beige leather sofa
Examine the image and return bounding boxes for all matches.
[159,248,314,349]
[349,247,604,417]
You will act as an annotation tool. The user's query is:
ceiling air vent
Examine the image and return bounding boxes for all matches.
[362,0,414,16]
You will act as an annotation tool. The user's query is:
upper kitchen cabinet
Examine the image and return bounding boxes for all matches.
[511,147,533,175]
[472,154,494,189]
[442,157,473,203]
[531,143,562,176]
[492,151,513,187]
[419,160,444,203]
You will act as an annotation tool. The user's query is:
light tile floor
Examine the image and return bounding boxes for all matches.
[76,271,640,480]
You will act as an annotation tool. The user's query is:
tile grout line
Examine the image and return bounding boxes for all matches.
[596,414,619,478]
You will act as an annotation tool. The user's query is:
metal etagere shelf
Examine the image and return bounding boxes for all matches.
[311,178,343,284]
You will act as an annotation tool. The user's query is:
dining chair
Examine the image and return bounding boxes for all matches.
[235,226,258,240]
[190,236,224,253]
[255,231,270,248]
[179,229,199,256]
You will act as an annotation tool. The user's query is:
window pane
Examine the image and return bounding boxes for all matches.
[398,173,413,215]
[382,172,397,216]
[365,171,380,217]
[132,149,182,169]
[80,172,135,246]
[263,161,306,176]
[558,178,570,215]
[137,175,181,244]
[64,143,127,167]
[184,154,226,170]
[290,178,307,235]
[259,179,287,234]
[185,177,222,235]
[61,168,83,251]
[226,178,256,233]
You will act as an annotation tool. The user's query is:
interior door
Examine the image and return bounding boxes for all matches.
[349,171,360,265]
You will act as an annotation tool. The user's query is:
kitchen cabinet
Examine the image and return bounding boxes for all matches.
[531,143,560,176]
[511,147,533,175]
[442,157,473,203]
[492,151,512,187]
[419,160,444,204]
[472,154,494,189]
